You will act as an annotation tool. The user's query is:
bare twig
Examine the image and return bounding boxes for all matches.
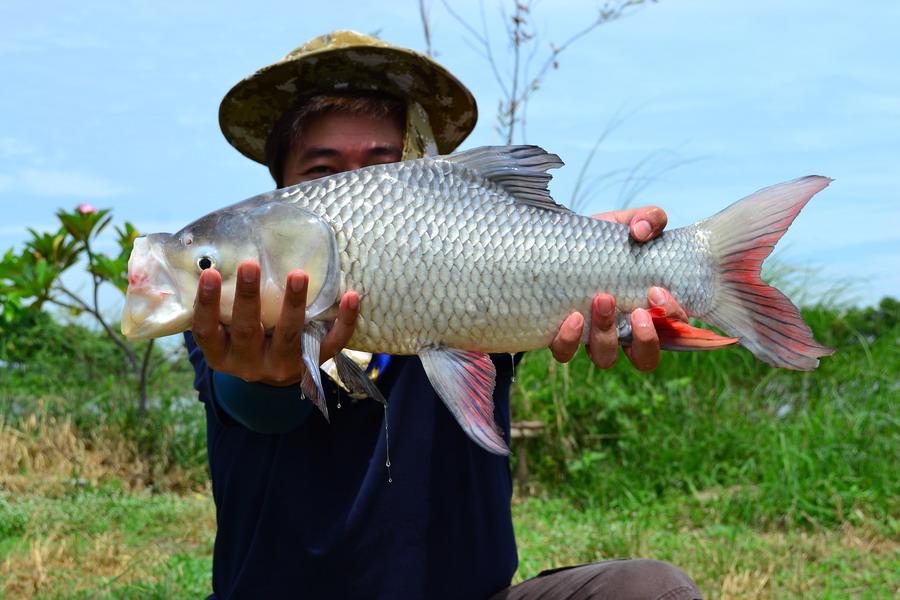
[138,341,155,420]
[437,0,656,144]
[419,0,434,58]
[53,284,140,372]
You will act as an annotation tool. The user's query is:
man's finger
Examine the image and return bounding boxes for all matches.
[591,206,668,242]
[629,206,667,242]
[624,308,660,372]
[270,270,308,359]
[321,291,360,361]
[229,260,264,346]
[586,294,619,369]
[549,312,583,363]
[192,268,228,363]
[649,286,688,322]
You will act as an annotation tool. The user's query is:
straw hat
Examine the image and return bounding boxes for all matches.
[219,30,478,164]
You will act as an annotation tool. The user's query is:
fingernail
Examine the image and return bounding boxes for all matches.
[633,308,652,327]
[241,263,258,284]
[596,295,614,316]
[346,293,359,311]
[201,273,216,291]
[568,312,584,331]
[633,219,652,241]
[649,286,667,306]
[290,272,306,293]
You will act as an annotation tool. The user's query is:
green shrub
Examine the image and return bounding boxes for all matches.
[512,299,900,531]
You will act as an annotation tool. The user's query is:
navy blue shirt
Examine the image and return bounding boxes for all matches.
[185,332,518,599]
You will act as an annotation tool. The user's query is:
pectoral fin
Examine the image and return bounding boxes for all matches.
[248,202,341,321]
[301,321,329,421]
[419,348,509,456]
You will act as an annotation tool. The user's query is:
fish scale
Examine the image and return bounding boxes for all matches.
[121,145,834,455]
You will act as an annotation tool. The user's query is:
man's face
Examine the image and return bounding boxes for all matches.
[282,112,404,186]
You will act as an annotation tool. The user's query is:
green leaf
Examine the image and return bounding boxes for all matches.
[89,253,129,293]
[95,213,113,237]
[116,222,141,261]
[24,228,81,270]
[56,207,112,243]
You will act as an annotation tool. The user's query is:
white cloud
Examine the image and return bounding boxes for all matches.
[18,169,131,198]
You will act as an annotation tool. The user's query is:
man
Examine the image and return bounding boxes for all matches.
[186,31,702,599]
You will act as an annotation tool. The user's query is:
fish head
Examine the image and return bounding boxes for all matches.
[121,201,341,340]
[121,211,260,340]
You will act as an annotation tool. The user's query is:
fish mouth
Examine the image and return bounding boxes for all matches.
[121,235,192,340]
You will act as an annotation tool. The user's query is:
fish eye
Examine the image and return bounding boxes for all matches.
[197,254,216,271]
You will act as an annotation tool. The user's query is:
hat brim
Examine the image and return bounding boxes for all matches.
[219,42,477,164]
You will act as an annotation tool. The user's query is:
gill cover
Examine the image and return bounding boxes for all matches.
[250,202,341,321]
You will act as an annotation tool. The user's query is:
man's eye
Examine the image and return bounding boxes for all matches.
[304,165,335,177]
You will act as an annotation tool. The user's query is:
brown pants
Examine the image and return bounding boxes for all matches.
[490,559,704,600]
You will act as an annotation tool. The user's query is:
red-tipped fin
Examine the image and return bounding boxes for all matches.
[697,176,835,370]
[646,307,740,350]
[418,348,510,456]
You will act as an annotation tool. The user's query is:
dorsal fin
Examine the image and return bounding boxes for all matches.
[444,145,571,213]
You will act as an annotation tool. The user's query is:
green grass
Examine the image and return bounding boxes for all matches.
[512,496,899,599]
[0,299,897,598]
[0,486,213,599]
[1,487,895,599]
[511,302,899,530]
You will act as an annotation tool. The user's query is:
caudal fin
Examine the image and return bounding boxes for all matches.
[697,176,835,370]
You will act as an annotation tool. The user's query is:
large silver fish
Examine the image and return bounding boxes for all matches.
[121,145,833,454]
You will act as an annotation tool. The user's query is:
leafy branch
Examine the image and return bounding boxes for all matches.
[1,205,164,420]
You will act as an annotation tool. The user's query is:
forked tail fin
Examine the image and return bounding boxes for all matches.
[696,176,835,370]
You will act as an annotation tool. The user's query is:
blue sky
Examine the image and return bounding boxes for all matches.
[2,0,898,309]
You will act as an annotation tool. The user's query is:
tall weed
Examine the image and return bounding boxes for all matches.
[512,298,900,532]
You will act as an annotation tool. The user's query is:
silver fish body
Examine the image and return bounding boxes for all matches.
[122,145,833,455]
[277,159,714,355]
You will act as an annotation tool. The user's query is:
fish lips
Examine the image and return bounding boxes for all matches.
[121,234,193,340]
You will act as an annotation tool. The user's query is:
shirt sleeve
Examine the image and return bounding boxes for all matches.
[212,370,313,434]
[183,331,313,434]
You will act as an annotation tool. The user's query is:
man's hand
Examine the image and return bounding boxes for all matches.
[548,205,688,372]
[191,259,359,386]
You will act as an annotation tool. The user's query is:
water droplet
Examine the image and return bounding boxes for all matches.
[383,404,393,483]
[510,353,517,382]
